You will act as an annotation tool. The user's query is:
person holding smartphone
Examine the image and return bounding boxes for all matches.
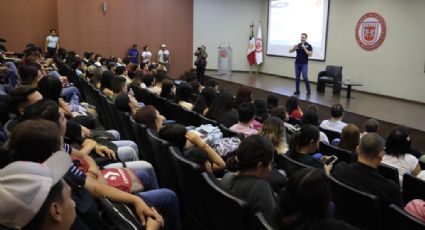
[285,124,333,174]
[289,33,313,96]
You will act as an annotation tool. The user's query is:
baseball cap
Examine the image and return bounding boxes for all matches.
[0,151,71,229]
[161,44,166,48]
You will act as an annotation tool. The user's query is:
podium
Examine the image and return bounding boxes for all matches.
[217,42,232,76]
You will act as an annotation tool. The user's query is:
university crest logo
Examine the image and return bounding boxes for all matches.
[355,13,386,51]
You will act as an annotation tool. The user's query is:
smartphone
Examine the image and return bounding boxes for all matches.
[325,155,338,165]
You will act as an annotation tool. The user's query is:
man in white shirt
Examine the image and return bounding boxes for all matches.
[45,29,59,58]
[157,44,170,71]
[320,104,347,133]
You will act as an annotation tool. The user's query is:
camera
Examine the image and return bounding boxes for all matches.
[198,47,201,51]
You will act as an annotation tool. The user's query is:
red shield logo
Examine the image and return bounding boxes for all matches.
[255,39,263,52]
[220,50,228,58]
[355,13,386,51]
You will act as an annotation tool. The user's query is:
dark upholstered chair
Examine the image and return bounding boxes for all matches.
[329,175,382,230]
[317,65,343,94]
[403,173,425,204]
[386,204,425,230]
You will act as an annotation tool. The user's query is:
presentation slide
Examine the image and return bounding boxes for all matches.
[267,0,329,61]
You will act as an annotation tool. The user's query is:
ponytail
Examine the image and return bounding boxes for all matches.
[289,125,320,156]
[289,130,301,157]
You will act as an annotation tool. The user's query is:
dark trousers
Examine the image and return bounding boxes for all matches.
[196,65,206,84]
[46,47,57,58]
[295,63,311,93]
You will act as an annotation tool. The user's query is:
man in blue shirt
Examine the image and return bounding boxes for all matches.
[289,33,313,96]
[127,44,139,64]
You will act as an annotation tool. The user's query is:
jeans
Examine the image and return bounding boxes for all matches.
[112,140,140,160]
[134,170,158,190]
[295,63,311,93]
[116,146,139,162]
[61,86,81,102]
[138,189,181,230]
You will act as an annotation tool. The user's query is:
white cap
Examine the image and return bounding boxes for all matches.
[161,44,166,48]
[0,151,71,229]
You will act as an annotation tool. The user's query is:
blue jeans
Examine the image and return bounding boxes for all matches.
[112,140,140,160]
[295,63,311,93]
[134,170,158,190]
[61,86,81,102]
[138,189,181,230]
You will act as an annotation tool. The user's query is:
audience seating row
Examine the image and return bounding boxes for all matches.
[279,153,425,230]
[71,75,272,229]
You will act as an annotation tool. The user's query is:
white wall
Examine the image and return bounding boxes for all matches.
[193,0,262,71]
[194,0,425,102]
[260,0,425,103]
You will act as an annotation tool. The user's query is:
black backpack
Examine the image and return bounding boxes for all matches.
[97,197,145,230]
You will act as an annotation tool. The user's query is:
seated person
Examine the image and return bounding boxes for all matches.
[159,123,226,172]
[192,87,216,116]
[301,109,329,143]
[335,124,360,161]
[0,152,76,230]
[204,79,219,92]
[230,102,258,137]
[382,126,422,185]
[150,71,166,95]
[285,96,303,120]
[285,124,332,173]
[206,90,238,128]
[100,70,115,98]
[220,135,277,217]
[174,82,193,110]
[110,75,128,102]
[320,104,347,133]
[135,105,166,133]
[276,168,360,230]
[1,119,178,229]
[360,118,379,138]
[331,133,403,207]
[159,79,176,100]
[259,117,289,155]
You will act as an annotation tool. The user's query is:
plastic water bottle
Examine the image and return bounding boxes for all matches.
[128,88,135,97]
[70,92,79,112]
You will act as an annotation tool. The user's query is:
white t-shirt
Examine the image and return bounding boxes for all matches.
[382,153,418,185]
[320,131,329,143]
[142,51,152,62]
[157,49,170,63]
[46,35,59,48]
[320,119,347,133]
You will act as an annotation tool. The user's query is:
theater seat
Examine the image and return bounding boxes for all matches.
[317,65,343,94]
[329,175,382,230]
[386,204,425,230]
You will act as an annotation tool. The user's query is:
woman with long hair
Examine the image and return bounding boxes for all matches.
[277,168,359,230]
[221,135,276,216]
[259,117,289,154]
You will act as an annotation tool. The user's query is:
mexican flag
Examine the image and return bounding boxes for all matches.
[247,25,256,66]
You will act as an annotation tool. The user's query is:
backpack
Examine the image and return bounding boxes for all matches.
[97,197,144,230]
[211,137,241,157]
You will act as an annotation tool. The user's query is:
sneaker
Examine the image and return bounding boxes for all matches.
[293,91,300,95]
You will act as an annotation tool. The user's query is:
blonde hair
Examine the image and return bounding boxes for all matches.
[259,117,288,154]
